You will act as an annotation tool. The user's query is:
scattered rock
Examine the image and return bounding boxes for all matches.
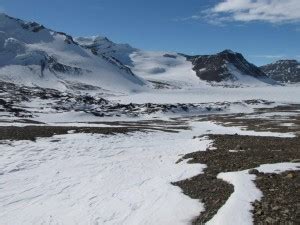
[286,173,295,179]
[265,217,276,223]
[235,144,242,150]
[249,169,259,175]
[290,159,300,163]
[272,206,280,211]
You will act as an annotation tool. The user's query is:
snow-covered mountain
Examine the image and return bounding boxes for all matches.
[74,35,277,87]
[75,37,275,87]
[0,14,145,93]
[127,50,278,88]
[75,36,137,66]
[260,60,300,83]
[184,50,275,85]
[0,13,278,92]
[74,36,200,88]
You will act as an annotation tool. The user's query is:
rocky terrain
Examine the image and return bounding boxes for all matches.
[174,105,300,224]
[184,50,273,84]
[1,101,299,225]
[0,81,245,121]
[261,59,300,83]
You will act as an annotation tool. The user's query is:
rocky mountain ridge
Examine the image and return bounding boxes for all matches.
[184,50,273,84]
[260,60,300,83]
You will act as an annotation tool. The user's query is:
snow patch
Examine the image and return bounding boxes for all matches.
[207,163,300,225]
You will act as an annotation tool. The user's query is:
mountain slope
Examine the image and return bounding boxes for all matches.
[74,36,204,88]
[1,13,277,92]
[0,14,145,93]
[260,60,300,83]
[129,51,205,88]
[75,34,277,87]
[184,50,275,85]
[75,36,137,66]
[127,49,277,87]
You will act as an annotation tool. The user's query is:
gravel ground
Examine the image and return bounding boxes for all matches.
[174,134,300,224]
[0,126,139,141]
[0,119,192,141]
[174,105,300,224]
[198,104,300,136]
[252,170,300,224]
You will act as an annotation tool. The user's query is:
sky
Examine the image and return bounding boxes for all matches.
[0,0,299,65]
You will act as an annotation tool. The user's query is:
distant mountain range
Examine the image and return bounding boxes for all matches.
[0,13,298,94]
[260,60,300,83]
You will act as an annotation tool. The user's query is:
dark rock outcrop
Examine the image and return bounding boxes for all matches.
[185,50,268,83]
[260,60,300,83]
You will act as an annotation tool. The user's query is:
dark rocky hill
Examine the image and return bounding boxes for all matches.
[260,60,300,83]
[184,50,270,83]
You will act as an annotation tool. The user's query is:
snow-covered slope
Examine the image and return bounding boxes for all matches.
[260,60,300,83]
[76,35,276,87]
[128,50,276,88]
[75,36,201,88]
[0,13,278,95]
[0,14,145,93]
[75,36,137,66]
[129,51,206,88]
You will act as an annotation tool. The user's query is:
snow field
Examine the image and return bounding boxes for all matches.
[0,120,296,225]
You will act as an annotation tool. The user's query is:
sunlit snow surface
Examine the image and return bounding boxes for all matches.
[108,85,300,104]
[0,120,296,225]
[0,122,209,225]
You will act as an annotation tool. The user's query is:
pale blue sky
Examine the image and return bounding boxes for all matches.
[1,0,299,65]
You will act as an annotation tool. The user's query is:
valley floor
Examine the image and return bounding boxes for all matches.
[0,103,299,225]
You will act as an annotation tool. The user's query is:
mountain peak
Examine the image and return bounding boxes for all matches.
[186,50,271,84]
[75,35,137,66]
[0,13,145,92]
[75,35,112,46]
[219,49,236,55]
[260,59,300,83]
[75,35,134,49]
[275,59,298,64]
[0,13,44,32]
